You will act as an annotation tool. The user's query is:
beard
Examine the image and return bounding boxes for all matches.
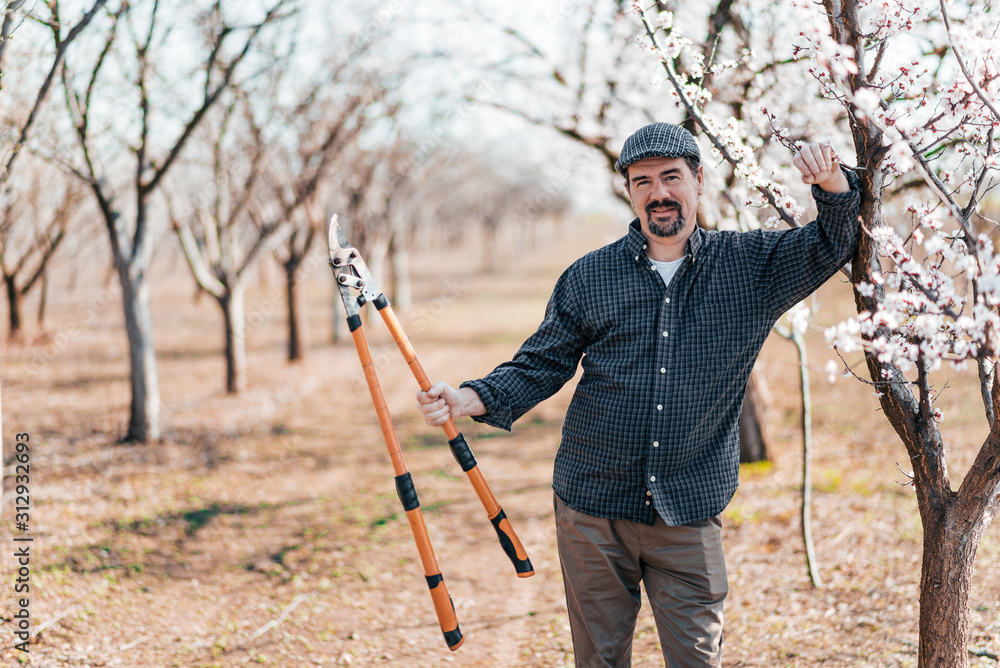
[645,199,686,238]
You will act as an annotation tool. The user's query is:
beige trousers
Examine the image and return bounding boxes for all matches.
[554,494,728,668]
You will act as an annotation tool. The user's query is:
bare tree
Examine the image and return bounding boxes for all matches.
[268,72,383,361]
[0,160,80,338]
[275,204,319,361]
[59,0,291,440]
[1,0,109,176]
[168,91,292,393]
[0,0,109,340]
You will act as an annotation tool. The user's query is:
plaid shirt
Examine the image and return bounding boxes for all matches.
[463,172,861,526]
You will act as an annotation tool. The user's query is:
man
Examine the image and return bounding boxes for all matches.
[417,122,860,667]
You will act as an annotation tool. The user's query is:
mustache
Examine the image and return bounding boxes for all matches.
[645,199,681,216]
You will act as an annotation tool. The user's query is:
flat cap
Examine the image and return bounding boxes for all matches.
[615,122,700,176]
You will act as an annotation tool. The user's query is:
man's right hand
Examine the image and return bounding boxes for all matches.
[416,381,486,427]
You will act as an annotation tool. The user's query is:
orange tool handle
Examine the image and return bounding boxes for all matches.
[349,316,464,650]
[375,299,535,578]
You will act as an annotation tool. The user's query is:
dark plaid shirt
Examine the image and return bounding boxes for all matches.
[463,172,861,526]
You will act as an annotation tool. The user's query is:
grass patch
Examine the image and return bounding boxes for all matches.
[740,460,774,478]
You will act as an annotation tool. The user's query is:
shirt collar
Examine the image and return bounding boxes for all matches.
[626,218,704,264]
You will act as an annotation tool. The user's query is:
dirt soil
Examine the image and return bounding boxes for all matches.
[2,216,1000,667]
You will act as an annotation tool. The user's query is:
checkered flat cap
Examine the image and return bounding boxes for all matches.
[615,123,700,176]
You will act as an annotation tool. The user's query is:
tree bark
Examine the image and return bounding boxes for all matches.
[332,292,348,344]
[917,503,980,667]
[739,372,770,463]
[390,239,412,311]
[792,330,822,588]
[4,273,21,337]
[284,260,303,362]
[120,266,160,441]
[482,220,500,274]
[219,285,247,394]
[37,271,48,326]
[365,234,390,322]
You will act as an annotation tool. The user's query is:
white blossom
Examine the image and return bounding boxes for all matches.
[825,359,839,384]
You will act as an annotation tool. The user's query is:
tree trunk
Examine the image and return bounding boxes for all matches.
[220,284,247,394]
[36,271,48,326]
[792,330,822,588]
[285,260,303,362]
[120,267,160,441]
[4,273,21,338]
[332,292,348,343]
[390,240,412,311]
[918,504,980,667]
[482,220,500,274]
[739,371,770,463]
[366,235,390,321]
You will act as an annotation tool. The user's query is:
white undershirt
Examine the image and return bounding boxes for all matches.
[650,258,684,287]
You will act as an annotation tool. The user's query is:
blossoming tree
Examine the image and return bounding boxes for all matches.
[639,0,998,664]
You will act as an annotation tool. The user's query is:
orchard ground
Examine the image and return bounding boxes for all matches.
[2,213,1000,667]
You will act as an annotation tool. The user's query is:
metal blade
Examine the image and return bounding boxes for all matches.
[328,214,353,253]
[327,213,384,315]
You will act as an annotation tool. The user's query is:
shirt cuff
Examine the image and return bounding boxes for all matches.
[460,379,514,431]
[811,166,861,205]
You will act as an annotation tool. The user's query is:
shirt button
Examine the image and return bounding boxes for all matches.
[650,476,656,482]
[660,367,666,373]
[662,331,668,337]
[635,256,639,261]
[645,500,651,506]
[647,490,652,496]
[665,297,671,303]
[653,441,659,447]
[656,405,662,410]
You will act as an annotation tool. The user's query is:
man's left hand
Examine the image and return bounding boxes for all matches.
[793,142,850,193]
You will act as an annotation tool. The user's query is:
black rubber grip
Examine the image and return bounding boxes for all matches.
[448,434,477,472]
[443,626,464,649]
[491,509,534,575]
[373,294,389,310]
[395,472,420,511]
[426,574,464,650]
[347,314,362,332]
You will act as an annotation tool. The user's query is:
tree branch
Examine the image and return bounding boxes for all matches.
[2,0,110,182]
[637,6,801,230]
[140,0,291,196]
[166,194,226,299]
[939,0,1000,124]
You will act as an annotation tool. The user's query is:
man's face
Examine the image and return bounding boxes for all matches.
[626,156,704,241]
